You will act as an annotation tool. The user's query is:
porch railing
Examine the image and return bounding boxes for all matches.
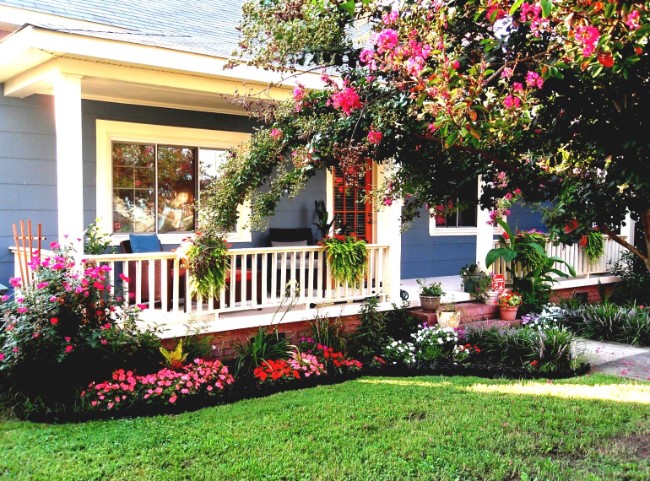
[490,235,626,282]
[75,244,390,319]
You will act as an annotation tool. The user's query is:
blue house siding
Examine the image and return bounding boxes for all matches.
[400,211,476,278]
[0,89,57,285]
[507,204,546,232]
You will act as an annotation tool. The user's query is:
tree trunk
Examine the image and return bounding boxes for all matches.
[600,217,649,272]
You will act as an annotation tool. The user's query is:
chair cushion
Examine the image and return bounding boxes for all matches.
[271,240,308,247]
[129,233,162,253]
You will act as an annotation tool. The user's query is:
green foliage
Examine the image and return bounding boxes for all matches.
[307,314,346,353]
[610,251,650,305]
[459,264,493,301]
[486,220,576,313]
[348,296,386,361]
[384,301,421,342]
[464,326,578,373]
[185,232,230,298]
[417,279,445,297]
[181,317,215,360]
[159,339,189,370]
[584,231,605,263]
[233,327,289,376]
[83,218,113,255]
[322,234,368,287]
[561,302,650,346]
[313,200,336,239]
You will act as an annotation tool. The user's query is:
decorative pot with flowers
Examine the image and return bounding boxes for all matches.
[497,291,522,321]
[459,263,493,302]
[417,280,445,312]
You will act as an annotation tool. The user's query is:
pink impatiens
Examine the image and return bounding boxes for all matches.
[330,87,363,115]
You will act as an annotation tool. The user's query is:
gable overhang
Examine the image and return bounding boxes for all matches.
[0,25,323,114]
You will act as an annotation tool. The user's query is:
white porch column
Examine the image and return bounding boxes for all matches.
[620,212,635,246]
[475,176,493,268]
[374,164,402,303]
[53,73,84,253]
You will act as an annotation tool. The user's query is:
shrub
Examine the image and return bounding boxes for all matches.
[232,327,289,376]
[382,339,417,367]
[561,302,650,346]
[464,326,579,373]
[307,314,346,353]
[0,244,161,416]
[610,252,650,305]
[83,358,234,412]
[384,301,420,342]
[411,325,458,362]
[348,296,386,360]
[521,305,565,331]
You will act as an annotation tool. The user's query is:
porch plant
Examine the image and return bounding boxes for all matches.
[184,231,230,298]
[497,291,522,321]
[437,302,461,328]
[321,234,367,287]
[459,264,492,302]
[313,200,336,240]
[486,219,576,314]
[582,230,605,264]
[417,279,445,312]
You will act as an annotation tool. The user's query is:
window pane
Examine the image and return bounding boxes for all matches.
[112,143,155,233]
[157,145,196,233]
[198,149,229,194]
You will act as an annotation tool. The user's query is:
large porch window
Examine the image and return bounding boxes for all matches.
[97,121,251,243]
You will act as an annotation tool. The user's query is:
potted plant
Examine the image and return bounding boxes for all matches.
[184,231,230,297]
[417,279,445,312]
[436,302,461,328]
[459,263,492,301]
[313,200,337,241]
[321,234,367,287]
[497,290,522,321]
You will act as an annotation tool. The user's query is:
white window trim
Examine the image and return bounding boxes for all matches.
[96,120,252,244]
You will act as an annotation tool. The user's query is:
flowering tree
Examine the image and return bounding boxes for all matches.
[204,0,650,268]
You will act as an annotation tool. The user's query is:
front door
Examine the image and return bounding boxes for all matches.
[332,163,373,242]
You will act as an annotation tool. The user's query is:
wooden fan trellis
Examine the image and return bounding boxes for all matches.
[12,220,42,286]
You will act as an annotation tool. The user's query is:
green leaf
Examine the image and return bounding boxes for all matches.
[540,0,552,18]
[509,0,525,16]
[339,0,356,17]
[485,248,517,268]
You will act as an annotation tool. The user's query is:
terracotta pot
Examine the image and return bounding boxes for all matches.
[420,295,441,312]
[499,305,519,321]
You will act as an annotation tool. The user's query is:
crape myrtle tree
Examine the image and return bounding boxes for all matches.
[202,0,650,268]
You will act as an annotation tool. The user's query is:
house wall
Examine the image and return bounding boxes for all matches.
[401,210,477,278]
[508,204,545,232]
[0,88,57,285]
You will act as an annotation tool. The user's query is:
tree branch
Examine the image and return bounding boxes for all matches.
[600,224,647,264]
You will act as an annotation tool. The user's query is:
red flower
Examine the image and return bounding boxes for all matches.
[597,52,614,68]
[578,235,588,247]
[50,317,59,326]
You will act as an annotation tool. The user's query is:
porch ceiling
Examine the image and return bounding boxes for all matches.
[0,26,323,114]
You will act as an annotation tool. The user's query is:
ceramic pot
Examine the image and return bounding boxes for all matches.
[437,310,461,328]
[420,295,441,312]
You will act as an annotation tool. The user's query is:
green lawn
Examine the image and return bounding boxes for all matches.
[1,374,649,481]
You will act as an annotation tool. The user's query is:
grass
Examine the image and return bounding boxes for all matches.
[1,374,649,481]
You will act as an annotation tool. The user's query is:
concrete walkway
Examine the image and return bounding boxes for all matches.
[578,339,650,381]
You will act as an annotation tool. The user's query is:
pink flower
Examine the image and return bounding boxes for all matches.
[270,128,283,140]
[0,353,4,361]
[359,48,375,65]
[374,28,399,53]
[512,82,524,93]
[525,71,543,89]
[49,296,58,302]
[626,10,640,30]
[17,307,28,314]
[0,295,8,302]
[382,10,399,25]
[65,345,74,353]
[65,336,71,342]
[36,281,49,289]
[574,25,601,56]
[49,241,60,250]
[330,87,362,115]
[9,277,22,288]
[169,395,177,404]
[101,339,108,345]
[137,303,148,310]
[451,60,460,70]
[50,317,59,326]
[501,67,513,79]
[503,95,521,109]
[384,197,393,206]
[119,273,130,283]
[292,85,305,102]
[367,129,383,145]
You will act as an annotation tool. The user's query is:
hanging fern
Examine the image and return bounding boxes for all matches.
[186,232,230,298]
[585,231,605,263]
[322,235,368,287]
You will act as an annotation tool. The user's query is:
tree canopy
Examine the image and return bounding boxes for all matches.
[204,0,650,267]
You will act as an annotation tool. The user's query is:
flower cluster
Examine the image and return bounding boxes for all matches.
[521,305,565,331]
[253,359,299,384]
[287,350,326,377]
[382,340,416,367]
[452,343,481,364]
[315,344,362,371]
[84,359,234,411]
[497,291,523,307]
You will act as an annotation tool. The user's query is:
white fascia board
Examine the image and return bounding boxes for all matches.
[2,27,325,91]
[0,26,54,83]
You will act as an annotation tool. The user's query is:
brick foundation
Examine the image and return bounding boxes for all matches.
[550,282,615,304]
[163,315,361,360]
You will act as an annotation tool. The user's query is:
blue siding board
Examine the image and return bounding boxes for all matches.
[508,204,546,232]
